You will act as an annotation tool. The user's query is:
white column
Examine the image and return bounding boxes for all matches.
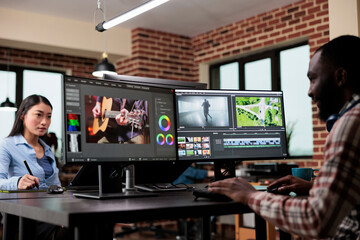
[329,0,360,39]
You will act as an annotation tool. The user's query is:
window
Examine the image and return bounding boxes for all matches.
[280,45,312,156]
[220,62,239,89]
[244,58,271,90]
[0,70,16,138]
[210,42,313,157]
[0,65,64,159]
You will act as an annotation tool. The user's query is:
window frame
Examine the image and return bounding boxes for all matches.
[209,40,312,158]
[209,40,308,91]
[0,64,65,107]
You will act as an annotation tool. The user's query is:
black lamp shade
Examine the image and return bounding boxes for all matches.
[92,58,117,78]
[0,97,17,112]
[0,97,16,108]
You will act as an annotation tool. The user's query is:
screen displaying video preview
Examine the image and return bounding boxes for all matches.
[175,89,288,161]
[63,76,177,163]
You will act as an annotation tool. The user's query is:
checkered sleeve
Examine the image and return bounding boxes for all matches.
[248,106,360,239]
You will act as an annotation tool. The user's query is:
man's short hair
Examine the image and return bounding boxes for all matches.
[316,35,360,92]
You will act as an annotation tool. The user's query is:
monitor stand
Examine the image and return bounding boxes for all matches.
[73,164,157,199]
[213,161,236,181]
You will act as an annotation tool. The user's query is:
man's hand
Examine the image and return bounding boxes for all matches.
[116,109,130,126]
[18,174,40,190]
[267,175,313,195]
[208,177,256,205]
[92,102,101,118]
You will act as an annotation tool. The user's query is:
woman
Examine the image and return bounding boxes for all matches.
[0,95,68,240]
[0,94,61,190]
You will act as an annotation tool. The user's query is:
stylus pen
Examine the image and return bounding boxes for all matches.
[23,160,39,189]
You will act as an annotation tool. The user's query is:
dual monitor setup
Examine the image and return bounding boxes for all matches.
[63,75,288,199]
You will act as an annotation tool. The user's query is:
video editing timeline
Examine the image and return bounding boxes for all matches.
[223,137,281,148]
[175,89,288,161]
[62,76,177,163]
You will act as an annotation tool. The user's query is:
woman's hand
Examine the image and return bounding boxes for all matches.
[18,174,40,190]
[208,177,256,204]
[267,175,313,195]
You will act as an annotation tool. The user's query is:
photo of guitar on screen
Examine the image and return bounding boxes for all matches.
[85,95,149,144]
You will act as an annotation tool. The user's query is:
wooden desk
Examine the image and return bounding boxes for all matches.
[0,190,270,240]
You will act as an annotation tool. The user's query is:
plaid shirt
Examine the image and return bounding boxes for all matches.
[248,95,360,239]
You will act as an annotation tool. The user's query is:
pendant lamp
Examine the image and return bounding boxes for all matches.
[92,52,117,78]
[0,49,17,112]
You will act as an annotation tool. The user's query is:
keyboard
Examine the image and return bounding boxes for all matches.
[135,183,188,192]
[192,188,232,202]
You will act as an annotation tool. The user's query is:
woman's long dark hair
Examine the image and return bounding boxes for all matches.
[8,95,53,137]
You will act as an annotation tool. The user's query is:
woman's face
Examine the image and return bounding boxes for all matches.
[22,102,52,137]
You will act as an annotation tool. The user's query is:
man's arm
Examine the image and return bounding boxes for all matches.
[249,110,360,238]
[210,108,360,239]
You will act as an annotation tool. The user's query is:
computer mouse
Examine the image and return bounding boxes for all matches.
[47,185,65,194]
[267,185,288,195]
[267,186,281,194]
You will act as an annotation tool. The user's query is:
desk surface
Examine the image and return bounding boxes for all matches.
[0,190,251,228]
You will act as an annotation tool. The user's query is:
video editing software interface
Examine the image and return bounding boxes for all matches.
[63,76,177,163]
[175,89,288,161]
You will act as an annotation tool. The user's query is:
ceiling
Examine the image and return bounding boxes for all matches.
[1,0,299,37]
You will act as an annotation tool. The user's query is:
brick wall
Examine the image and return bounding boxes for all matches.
[0,47,97,78]
[115,28,197,82]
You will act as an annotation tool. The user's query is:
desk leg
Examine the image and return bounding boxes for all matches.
[200,217,211,240]
[255,214,267,240]
[19,217,37,240]
[3,213,18,240]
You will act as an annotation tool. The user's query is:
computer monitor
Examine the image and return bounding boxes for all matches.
[175,89,288,178]
[62,75,177,198]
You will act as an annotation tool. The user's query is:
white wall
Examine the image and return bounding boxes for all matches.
[329,0,360,39]
[0,7,131,62]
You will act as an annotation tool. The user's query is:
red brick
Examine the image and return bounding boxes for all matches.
[317,10,328,17]
[317,24,329,31]
[302,28,315,35]
[282,27,293,34]
[308,6,321,14]
[295,23,307,30]
[276,36,287,43]
[313,154,324,160]
[302,14,315,22]
[301,2,314,9]
[289,32,301,38]
[269,19,280,25]
[317,37,329,45]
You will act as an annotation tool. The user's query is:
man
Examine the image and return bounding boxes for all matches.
[201,99,211,122]
[209,35,360,239]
